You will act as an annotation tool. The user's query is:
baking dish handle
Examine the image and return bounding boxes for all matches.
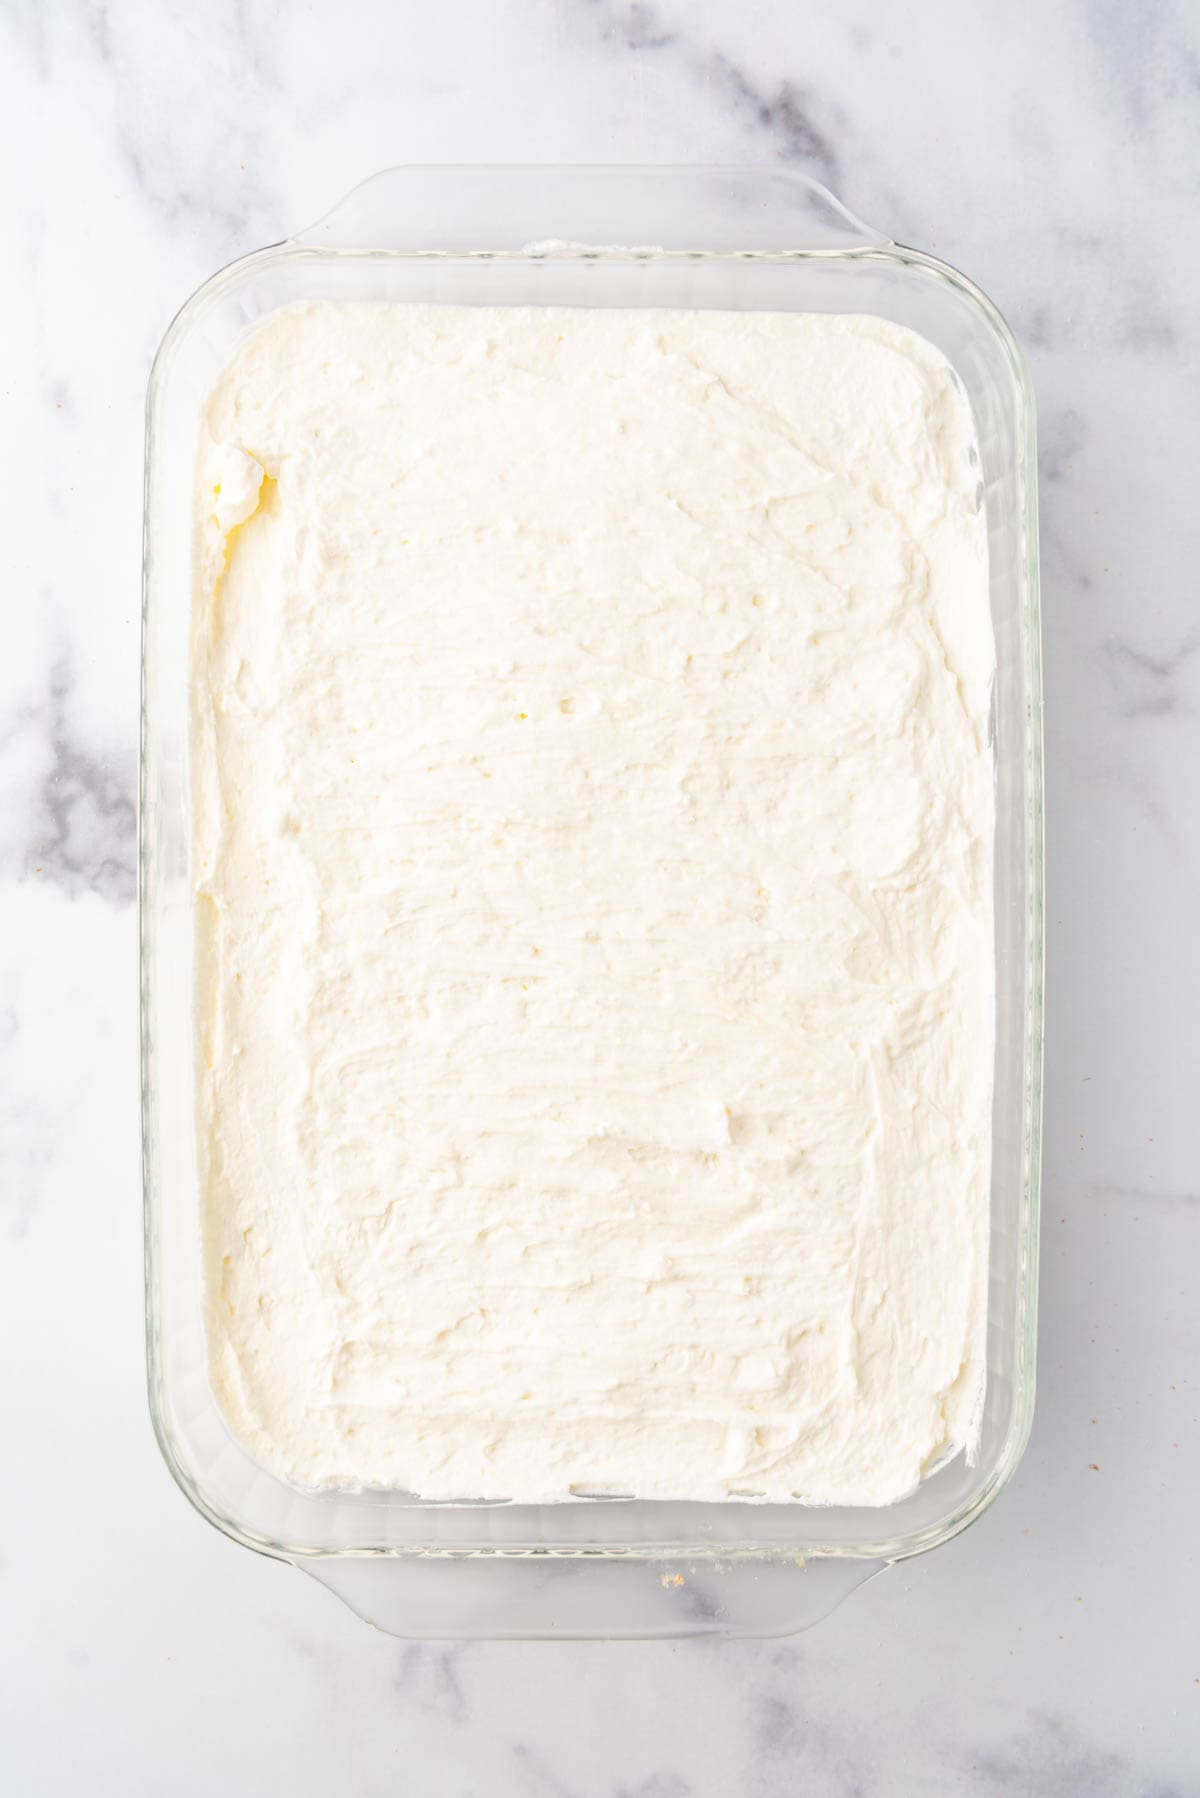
[299,1552,888,1641]
[292,165,890,255]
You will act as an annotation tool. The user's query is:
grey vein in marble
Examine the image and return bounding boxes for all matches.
[393,1643,470,1724]
[754,1689,874,1797]
[1082,0,1200,133]
[1104,633,1200,720]
[1038,406,1088,486]
[510,1739,581,1798]
[17,660,136,907]
[976,1709,1192,1798]
[1093,1179,1200,1209]
[575,0,845,187]
[612,1776,692,1798]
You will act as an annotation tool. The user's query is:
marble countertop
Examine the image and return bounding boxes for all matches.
[3,1,1198,1791]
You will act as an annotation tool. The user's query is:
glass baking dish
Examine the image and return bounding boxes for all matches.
[141,165,1042,1639]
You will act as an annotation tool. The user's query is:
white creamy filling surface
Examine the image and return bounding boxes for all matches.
[193,302,993,1504]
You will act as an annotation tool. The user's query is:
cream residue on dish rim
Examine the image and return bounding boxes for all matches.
[192,301,994,1506]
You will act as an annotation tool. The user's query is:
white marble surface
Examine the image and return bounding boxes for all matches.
[2,0,1198,1791]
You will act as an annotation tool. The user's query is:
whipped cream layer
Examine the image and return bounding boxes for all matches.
[193,302,993,1504]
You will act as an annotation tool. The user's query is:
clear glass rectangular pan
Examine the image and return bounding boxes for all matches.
[141,166,1042,1638]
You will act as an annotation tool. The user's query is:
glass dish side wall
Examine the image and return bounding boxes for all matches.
[142,170,1041,1568]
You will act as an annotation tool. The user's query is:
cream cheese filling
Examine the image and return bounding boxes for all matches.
[192,302,993,1504]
